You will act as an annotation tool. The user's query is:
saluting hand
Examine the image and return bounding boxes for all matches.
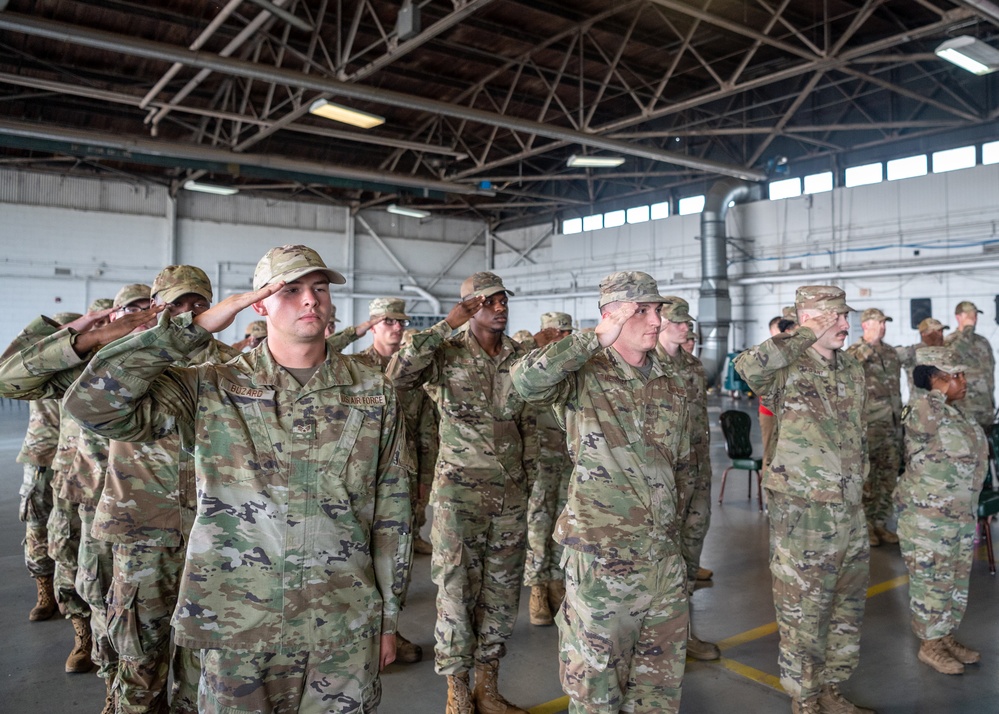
[62,307,115,334]
[355,314,386,337]
[799,311,838,341]
[595,302,638,348]
[445,296,485,330]
[194,282,285,334]
[71,305,166,357]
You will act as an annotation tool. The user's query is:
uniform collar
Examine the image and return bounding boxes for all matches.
[248,342,353,391]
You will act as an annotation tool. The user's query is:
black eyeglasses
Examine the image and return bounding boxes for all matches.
[383,318,410,327]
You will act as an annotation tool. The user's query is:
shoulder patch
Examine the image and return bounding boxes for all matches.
[220,378,274,400]
[339,394,387,406]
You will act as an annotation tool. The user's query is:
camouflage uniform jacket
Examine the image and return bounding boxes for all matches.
[63,312,412,652]
[352,344,392,373]
[846,339,902,429]
[897,389,987,518]
[329,327,362,353]
[662,346,709,447]
[735,328,868,504]
[386,319,536,517]
[511,332,689,561]
[17,399,61,468]
[944,325,996,427]
[897,342,929,398]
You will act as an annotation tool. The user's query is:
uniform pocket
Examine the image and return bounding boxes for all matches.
[106,580,143,660]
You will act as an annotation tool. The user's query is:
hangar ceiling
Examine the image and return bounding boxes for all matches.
[1,0,998,229]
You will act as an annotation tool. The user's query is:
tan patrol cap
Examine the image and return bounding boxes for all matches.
[540,312,573,331]
[460,271,513,300]
[113,283,152,310]
[917,317,948,334]
[916,347,967,375]
[369,297,409,320]
[782,305,797,322]
[52,312,82,325]
[88,298,113,312]
[598,271,668,308]
[795,285,855,314]
[152,265,213,304]
[661,296,693,323]
[246,320,267,339]
[955,300,983,315]
[253,245,346,291]
[512,329,537,349]
[861,308,892,322]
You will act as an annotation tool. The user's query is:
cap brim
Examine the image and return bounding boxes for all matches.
[467,286,513,299]
[939,364,968,375]
[274,266,347,287]
[376,311,410,321]
[155,285,213,304]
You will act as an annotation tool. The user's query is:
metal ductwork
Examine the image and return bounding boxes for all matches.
[698,177,759,387]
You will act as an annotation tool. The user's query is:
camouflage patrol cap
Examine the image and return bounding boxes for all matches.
[253,245,346,291]
[88,298,113,312]
[512,329,535,344]
[661,297,693,323]
[861,307,892,322]
[540,311,573,331]
[955,300,983,315]
[460,271,513,300]
[369,297,409,320]
[152,265,213,304]
[916,347,967,375]
[113,283,152,310]
[782,305,797,321]
[598,271,668,308]
[52,312,82,325]
[246,320,267,339]
[794,285,855,314]
[917,317,949,334]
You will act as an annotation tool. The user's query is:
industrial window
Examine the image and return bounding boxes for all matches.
[769,177,801,200]
[844,162,882,187]
[582,213,603,231]
[562,217,582,235]
[887,155,927,181]
[627,205,650,224]
[803,171,833,194]
[650,201,670,219]
[678,195,705,215]
[983,140,999,165]
[604,210,626,228]
[932,145,975,173]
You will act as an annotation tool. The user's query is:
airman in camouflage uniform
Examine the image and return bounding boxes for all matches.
[233,319,267,351]
[896,348,986,676]
[387,271,535,714]
[897,317,947,399]
[846,308,903,547]
[735,286,873,714]
[523,311,574,628]
[944,301,995,431]
[512,272,690,714]
[657,297,720,663]
[64,245,412,714]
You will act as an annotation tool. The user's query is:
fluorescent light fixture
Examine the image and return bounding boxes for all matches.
[935,36,999,75]
[387,204,430,219]
[566,154,626,168]
[183,180,238,196]
[309,98,385,129]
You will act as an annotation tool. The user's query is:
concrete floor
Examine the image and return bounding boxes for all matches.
[1,395,998,713]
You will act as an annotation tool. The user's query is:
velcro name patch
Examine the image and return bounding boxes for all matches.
[339,394,386,407]
[221,379,274,400]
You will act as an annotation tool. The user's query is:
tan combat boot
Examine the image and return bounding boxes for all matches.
[413,536,433,555]
[790,695,822,714]
[529,584,553,626]
[394,631,423,663]
[29,575,57,621]
[817,683,877,713]
[695,566,714,581]
[918,638,964,675]
[446,672,474,714]
[873,525,899,545]
[868,525,880,547]
[547,579,565,613]
[100,673,118,714]
[473,659,528,714]
[686,633,721,661]
[942,634,980,664]
[66,614,95,673]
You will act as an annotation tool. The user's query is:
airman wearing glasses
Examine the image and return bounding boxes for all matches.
[354,298,411,371]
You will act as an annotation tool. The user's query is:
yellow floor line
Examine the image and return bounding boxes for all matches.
[528,574,913,709]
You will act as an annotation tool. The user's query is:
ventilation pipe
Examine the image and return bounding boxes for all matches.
[698,177,759,387]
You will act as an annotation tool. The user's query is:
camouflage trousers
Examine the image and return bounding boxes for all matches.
[48,489,88,617]
[558,549,688,714]
[678,444,712,581]
[523,458,570,587]
[199,639,381,714]
[897,504,975,641]
[108,542,199,714]
[18,464,54,578]
[767,491,869,700]
[430,505,527,674]
[77,505,116,680]
[864,424,902,528]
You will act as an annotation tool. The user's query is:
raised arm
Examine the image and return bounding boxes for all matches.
[734,324,823,399]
